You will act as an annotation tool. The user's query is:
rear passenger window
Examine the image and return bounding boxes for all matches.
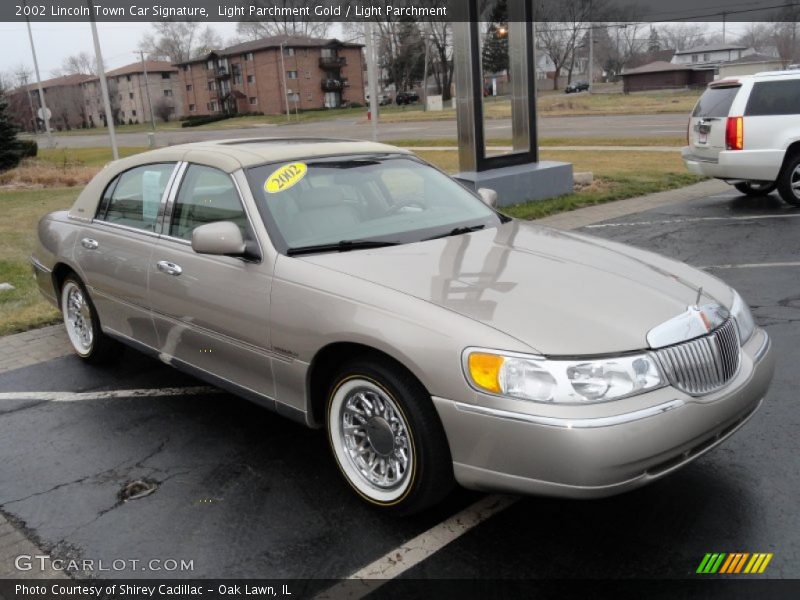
[97,163,176,231]
[745,80,800,116]
[692,86,740,118]
[170,165,250,240]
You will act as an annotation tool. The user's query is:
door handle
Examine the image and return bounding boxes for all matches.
[156,260,183,276]
[81,238,99,250]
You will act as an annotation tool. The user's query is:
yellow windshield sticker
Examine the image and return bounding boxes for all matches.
[265,162,307,194]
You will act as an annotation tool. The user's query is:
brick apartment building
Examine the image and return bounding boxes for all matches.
[175,35,365,117]
[81,61,185,126]
[14,73,93,131]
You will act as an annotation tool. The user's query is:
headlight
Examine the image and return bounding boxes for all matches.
[730,290,755,343]
[465,349,665,404]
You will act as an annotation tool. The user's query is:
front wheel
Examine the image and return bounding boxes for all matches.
[326,357,453,515]
[733,181,776,196]
[60,275,121,364]
[777,154,800,206]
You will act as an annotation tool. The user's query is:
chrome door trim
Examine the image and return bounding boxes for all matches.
[450,398,686,429]
[88,219,161,239]
[159,161,189,237]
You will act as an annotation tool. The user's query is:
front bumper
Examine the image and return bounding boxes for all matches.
[434,328,774,498]
[681,146,783,182]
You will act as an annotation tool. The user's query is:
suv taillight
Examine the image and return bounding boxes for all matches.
[726,116,744,150]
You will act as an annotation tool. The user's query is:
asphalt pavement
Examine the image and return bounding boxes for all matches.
[34,113,689,148]
[0,184,797,594]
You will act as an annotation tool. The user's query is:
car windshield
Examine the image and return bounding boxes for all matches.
[246,154,504,254]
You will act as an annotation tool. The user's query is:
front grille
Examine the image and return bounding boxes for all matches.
[654,319,740,396]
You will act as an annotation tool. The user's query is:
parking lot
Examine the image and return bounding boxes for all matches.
[0,185,798,593]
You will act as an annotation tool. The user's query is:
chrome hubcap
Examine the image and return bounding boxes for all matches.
[63,283,93,354]
[340,387,411,491]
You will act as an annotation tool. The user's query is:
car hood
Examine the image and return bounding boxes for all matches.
[299,221,732,355]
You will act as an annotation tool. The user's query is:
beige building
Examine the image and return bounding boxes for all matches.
[81,61,184,126]
[718,54,787,79]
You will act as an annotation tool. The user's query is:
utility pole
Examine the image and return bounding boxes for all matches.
[722,13,727,44]
[280,41,290,120]
[88,0,118,159]
[24,7,53,146]
[588,24,594,93]
[139,51,156,132]
[364,21,380,141]
[19,73,37,133]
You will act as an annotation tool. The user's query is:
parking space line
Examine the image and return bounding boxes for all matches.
[704,261,800,270]
[315,494,518,599]
[0,386,218,402]
[585,213,800,229]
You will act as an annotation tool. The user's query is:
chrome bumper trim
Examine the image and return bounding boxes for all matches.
[754,331,771,362]
[451,398,685,429]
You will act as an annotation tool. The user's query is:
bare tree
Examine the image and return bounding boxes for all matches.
[737,23,776,53]
[657,23,710,52]
[139,23,223,63]
[55,52,96,77]
[535,0,595,90]
[237,1,330,40]
[771,5,800,64]
[153,97,174,122]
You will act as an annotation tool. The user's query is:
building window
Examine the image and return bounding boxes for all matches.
[163,89,172,97]
[321,48,334,58]
[703,53,710,62]
[305,71,310,79]
[283,47,295,57]
[129,92,134,99]
[210,100,218,111]
[247,74,254,84]
[307,92,313,101]
[249,97,257,105]
[186,84,192,91]
[692,54,699,63]
[132,109,137,116]
[245,52,253,61]
[207,59,215,70]
[207,81,215,91]
[161,72,171,79]
[189,104,195,112]
[182,64,190,72]
[287,71,298,79]
[126,75,131,81]
[206,102,211,110]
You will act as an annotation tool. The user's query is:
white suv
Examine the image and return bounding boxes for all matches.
[682,71,800,205]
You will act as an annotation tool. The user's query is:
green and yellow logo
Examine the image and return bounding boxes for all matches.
[696,552,773,574]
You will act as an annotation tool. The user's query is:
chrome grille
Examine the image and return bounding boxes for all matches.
[654,319,740,396]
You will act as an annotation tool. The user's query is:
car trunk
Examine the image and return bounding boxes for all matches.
[689,82,742,162]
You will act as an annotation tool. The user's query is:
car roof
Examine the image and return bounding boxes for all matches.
[67,138,413,221]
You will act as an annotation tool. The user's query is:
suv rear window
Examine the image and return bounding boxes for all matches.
[745,80,800,116]
[692,86,740,118]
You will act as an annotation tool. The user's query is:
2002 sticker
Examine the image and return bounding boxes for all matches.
[265,162,307,194]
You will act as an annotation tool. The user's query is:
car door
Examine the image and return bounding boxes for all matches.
[74,162,178,347]
[148,163,275,401]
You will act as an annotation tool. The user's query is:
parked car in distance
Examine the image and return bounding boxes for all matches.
[683,71,800,205]
[565,81,590,94]
[395,91,420,105]
[32,139,774,515]
[366,93,391,106]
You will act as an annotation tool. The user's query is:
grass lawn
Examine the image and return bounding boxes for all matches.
[0,145,701,335]
[0,188,78,335]
[378,91,701,123]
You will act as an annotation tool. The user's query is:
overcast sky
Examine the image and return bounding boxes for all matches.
[0,20,745,82]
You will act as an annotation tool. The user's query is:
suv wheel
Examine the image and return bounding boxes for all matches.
[734,181,776,196]
[777,154,800,206]
[326,357,453,515]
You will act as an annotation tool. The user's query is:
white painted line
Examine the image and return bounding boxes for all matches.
[704,261,800,270]
[315,494,518,599]
[0,386,218,402]
[585,213,800,229]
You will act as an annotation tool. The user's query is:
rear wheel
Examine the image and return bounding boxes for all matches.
[734,181,776,196]
[777,154,800,206]
[60,276,121,364]
[326,357,453,515]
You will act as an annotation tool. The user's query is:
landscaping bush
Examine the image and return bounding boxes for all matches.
[181,115,231,127]
[0,96,21,172]
[17,140,37,158]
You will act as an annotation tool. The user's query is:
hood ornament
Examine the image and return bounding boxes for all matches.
[647,299,729,349]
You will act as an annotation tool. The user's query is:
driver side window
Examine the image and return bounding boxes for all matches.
[170,165,250,240]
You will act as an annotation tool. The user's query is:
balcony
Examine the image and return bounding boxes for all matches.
[321,78,348,92]
[319,55,346,69]
[207,66,231,79]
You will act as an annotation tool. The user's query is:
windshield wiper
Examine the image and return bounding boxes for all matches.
[287,240,401,257]
[423,224,486,241]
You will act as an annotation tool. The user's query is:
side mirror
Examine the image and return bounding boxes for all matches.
[478,188,498,208]
[191,221,246,256]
